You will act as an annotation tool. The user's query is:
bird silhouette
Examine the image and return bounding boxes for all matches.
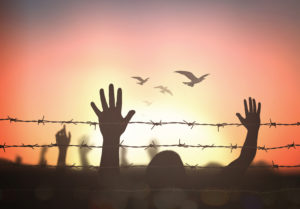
[175,71,209,87]
[132,76,149,85]
[154,86,173,96]
[143,100,152,106]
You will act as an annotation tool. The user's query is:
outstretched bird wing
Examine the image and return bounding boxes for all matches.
[175,71,197,81]
[165,89,173,96]
[199,74,210,81]
[132,76,144,82]
[154,86,164,90]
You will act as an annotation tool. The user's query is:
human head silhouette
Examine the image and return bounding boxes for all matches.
[146,150,186,188]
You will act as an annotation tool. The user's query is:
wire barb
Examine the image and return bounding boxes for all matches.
[269,119,277,128]
[183,120,196,129]
[217,123,225,132]
[150,120,162,130]
[37,116,45,125]
[287,141,296,149]
[178,139,188,148]
[272,160,279,169]
[7,116,17,123]
[230,143,237,153]
[0,143,6,152]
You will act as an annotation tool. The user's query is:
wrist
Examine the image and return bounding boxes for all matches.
[103,135,120,147]
[247,126,259,133]
[58,147,68,153]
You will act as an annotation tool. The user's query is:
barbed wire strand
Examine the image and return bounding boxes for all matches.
[0,140,299,152]
[1,162,300,169]
[0,117,299,131]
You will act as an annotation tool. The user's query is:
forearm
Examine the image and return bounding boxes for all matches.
[239,128,259,164]
[57,149,67,166]
[80,155,89,167]
[99,136,120,174]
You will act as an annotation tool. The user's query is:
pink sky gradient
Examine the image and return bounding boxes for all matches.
[0,1,299,172]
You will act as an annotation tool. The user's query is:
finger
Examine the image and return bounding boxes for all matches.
[63,124,67,135]
[100,89,108,111]
[244,99,249,115]
[257,102,261,115]
[253,98,257,113]
[124,110,135,124]
[109,84,115,108]
[91,102,102,116]
[116,88,122,113]
[236,113,245,124]
[249,97,253,112]
[68,132,71,140]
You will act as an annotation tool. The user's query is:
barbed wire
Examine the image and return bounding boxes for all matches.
[1,161,300,169]
[0,116,299,131]
[0,140,299,152]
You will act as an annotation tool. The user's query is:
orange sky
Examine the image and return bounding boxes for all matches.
[0,1,299,172]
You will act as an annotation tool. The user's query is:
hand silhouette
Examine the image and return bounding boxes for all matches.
[56,125,71,151]
[39,147,48,166]
[79,135,91,156]
[236,97,261,131]
[91,84,135,145]
[55,125,71,166]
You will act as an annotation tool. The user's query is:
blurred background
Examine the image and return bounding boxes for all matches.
[0,0,299,171]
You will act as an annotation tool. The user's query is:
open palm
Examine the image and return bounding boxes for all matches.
[91,84,135,142]
[236,97,261,130]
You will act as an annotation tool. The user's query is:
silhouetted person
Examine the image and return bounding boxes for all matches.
[55,125,71,167]
[221,97,261,185]
[91,84,261,209]
[78,135,91,168]
[146,97,261,188]
[15,155,22,165]
[146,150,186,188]
[91,84,135,176]
[39,147,48,167]
[120,147,129,167]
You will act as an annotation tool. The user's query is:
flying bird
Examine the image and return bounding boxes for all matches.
[131,76,149,85]
[143,101,152,106]
[154,86,173,96]
[175,71,209,87]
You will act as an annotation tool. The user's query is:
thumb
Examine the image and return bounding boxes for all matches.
[236,113,245,125]
[124,110,135,124]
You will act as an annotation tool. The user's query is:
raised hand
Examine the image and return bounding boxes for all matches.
[90,84,135,174]
[55,125,71,166]
[56,125,71,150]
[91,84,135,144]
[236,97,261,131]
[224,97,262,183]
[78,135,91,168]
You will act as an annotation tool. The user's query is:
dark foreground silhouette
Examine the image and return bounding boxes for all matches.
[91,84,261,188]
[1,84,299,209]
[0,164,299,209]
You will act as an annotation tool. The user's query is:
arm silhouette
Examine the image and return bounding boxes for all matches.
[56,125,71,167]
[39,147,48,166]
[91,84,135,175]
[224,97,261,178]
[78,135,91,168]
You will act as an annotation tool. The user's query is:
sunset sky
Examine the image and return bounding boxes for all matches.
[1,0,299,172]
